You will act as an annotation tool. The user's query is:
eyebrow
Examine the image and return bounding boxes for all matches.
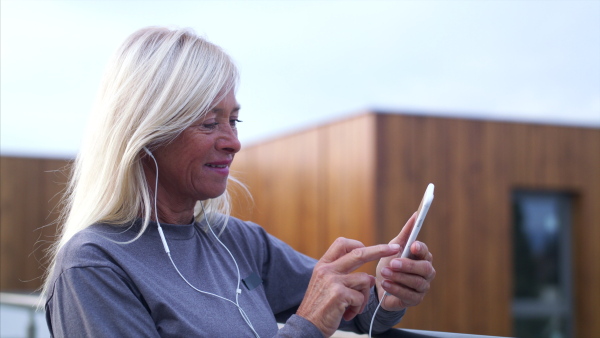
[211,105,241,114]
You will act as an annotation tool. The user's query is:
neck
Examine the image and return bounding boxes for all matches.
[155,208,195,225]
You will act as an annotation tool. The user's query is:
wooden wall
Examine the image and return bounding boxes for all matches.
[232,114,378,273]
[231,113,600,337]
[1,113,598,337]
[0,156,69,291]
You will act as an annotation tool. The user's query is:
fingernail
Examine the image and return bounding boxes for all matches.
[391,260,402,269]
[381,267,392,277]
[414,242,421,251]
[389,244,400,250]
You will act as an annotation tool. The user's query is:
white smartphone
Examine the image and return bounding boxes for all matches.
[400,183,434,258]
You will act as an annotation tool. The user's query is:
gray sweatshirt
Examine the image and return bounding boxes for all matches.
[45,216,404,337]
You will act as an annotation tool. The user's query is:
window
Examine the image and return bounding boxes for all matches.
[512,191,573,338]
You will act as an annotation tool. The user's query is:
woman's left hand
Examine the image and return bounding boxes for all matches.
[375,213,436,311]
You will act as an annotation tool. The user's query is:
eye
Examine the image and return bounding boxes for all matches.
[230,119,243,129]
[199,122,219,131]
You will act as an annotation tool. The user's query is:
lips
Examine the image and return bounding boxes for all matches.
[206,164,228,168]
[204,160,232,169]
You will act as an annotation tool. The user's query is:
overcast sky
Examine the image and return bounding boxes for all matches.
[1,0,599,158]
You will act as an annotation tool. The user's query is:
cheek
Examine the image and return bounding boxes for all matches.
[157,132,215,175]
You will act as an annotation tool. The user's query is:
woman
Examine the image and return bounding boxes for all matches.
[43,26,435,337]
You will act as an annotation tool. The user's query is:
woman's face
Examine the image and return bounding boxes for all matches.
[148,90,241,217]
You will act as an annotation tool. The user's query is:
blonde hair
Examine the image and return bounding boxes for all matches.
[42,26,243,299]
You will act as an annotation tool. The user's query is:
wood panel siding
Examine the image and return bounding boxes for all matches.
[1,112,598,337]
[375,115,515,334]
[0,157,70,291]
[233,113,600,337]
[232,114,378,271]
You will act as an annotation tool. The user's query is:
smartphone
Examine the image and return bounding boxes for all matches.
[400,183,434,258]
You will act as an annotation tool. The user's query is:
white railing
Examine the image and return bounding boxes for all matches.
[0,292,48,338]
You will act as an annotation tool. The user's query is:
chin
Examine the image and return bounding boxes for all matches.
[200,188,228,200]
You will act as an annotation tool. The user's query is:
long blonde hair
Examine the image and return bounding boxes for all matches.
[42,26,243,299]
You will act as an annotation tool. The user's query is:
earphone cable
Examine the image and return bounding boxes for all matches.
[144,147,260,338]
[369,291,388,337]
[201,202,260,336]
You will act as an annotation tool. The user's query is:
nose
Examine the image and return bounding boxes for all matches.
[217,124,241,154]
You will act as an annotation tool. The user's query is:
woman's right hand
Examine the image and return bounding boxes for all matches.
[296,238,401,336]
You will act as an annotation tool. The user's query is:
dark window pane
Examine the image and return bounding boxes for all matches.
[513,194,562,300]
[514,317,569,338]
[512,191,573,338]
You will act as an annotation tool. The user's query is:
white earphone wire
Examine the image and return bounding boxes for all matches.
[144,147,260,338]
[368,291,388,337]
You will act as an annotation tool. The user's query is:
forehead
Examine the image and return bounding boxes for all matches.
[209,92,240,115]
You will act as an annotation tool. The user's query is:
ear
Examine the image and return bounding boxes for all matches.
[140,147,158,173]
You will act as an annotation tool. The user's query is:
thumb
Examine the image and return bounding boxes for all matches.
[389,212,417,248]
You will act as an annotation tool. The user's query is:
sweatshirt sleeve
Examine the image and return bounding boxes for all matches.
[339,286,406,334]
[260,246,325,338]
[245,222,404,336]
[249,223,316,318]
[46,266,160,337]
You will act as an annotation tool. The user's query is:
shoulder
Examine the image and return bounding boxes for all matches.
[55,223,141,271]
[46,224,139,303]
[219,216,292,252]
[225,216,267,235]
[212,216,272,251]
[221,216,317,265]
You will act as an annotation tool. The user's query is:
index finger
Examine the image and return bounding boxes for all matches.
[320,237,367,264]
[332,243,401,274]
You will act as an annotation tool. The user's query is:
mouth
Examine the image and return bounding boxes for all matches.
[205,159,232,169]
[205,163,228,168]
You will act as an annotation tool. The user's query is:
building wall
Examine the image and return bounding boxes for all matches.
[232,114,378,272]
[1,113,598,337]
[0,157,69,291]
[231,113,600,337]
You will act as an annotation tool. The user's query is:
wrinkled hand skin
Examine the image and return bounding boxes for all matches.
[376,213,436,311]
[297,238,401,337]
